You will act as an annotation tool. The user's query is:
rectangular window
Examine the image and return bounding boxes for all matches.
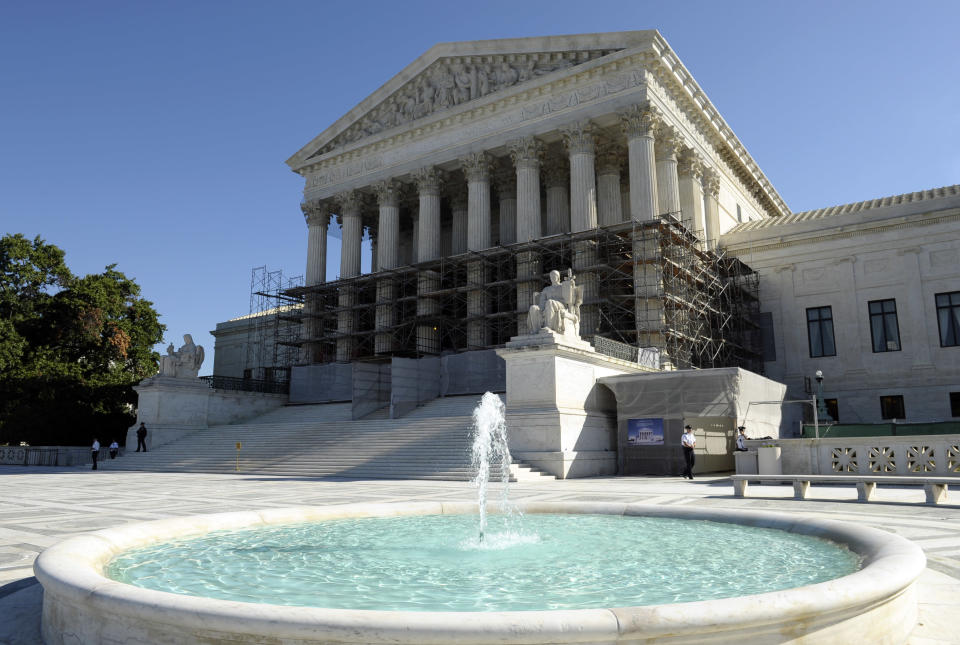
[936,291,960,347]
[951,392,960,417]
[880,395,905,420]
[807,306,836,357]
[869,299,901,352]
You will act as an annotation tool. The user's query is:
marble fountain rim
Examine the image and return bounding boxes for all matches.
[34,500,926,644]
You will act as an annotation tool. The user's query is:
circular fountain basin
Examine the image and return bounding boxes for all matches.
[35,501,925,644]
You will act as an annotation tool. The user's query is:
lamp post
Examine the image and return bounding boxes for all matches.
[815,370,834,423]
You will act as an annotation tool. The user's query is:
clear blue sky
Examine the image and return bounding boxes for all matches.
[3,0,958,373]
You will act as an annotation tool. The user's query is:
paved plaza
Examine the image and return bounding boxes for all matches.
[2,466,959,644]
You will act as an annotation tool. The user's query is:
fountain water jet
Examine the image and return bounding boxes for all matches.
[470,392,514,541]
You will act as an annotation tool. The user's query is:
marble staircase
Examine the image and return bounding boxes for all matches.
[106,395,554,481]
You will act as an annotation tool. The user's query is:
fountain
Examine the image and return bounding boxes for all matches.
[34,392,927,643]
[470,391,513,542]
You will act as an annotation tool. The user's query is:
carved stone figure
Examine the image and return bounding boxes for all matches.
[527,269,583,338]
[158,334,205,379]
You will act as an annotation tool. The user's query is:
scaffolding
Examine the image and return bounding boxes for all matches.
[244,266,304,384]
[283,214,763,373]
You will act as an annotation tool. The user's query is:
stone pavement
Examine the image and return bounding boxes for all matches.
[2,466,959,644]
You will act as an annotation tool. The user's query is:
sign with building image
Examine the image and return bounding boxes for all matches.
[627,418,665,445]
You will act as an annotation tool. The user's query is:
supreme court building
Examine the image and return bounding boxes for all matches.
[212,31,960,428]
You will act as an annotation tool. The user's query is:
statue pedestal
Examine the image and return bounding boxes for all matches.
[496,332,648,479]
[127,375,286,451]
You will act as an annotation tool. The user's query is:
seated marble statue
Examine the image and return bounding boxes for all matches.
[158,334,205,379]
[527,269,583,338]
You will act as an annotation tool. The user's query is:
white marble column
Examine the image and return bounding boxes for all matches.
[511,136,542,243]
[544,156,571,235]
[596,142,623,227]
[620,104,660,221]
[414,166,443,354]
[702,169,721,250]
[655,126,683,219]
[414,167,442,262]
[410,211,419,264]
[461,152,492,251]
[302,201,329,286]
[678,150,705,240]
[374,181,401,354]
[374,180,401,270]
[563,121,599,335]
[563,121,598,233]
[337,190,363,279]
[495,163,517,245]
[301,200,329,364]
[368,228,378,274]
[335,190,364,363]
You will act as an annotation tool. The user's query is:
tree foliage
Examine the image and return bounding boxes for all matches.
[0,234,165,446]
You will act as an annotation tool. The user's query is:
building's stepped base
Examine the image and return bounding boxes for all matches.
[106,394,551,481]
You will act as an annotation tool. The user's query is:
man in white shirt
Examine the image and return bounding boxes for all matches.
[91,438,100,471]
[735,426,748,451]
[681,425,696,479]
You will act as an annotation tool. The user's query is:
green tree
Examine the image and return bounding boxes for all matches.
[0,234,165,446]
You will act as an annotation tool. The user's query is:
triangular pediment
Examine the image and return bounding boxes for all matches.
[287,32,660,169]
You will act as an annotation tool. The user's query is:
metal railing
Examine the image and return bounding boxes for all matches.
[199,375,289,395]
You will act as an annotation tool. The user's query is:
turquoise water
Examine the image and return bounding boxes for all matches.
[105,514,861,611]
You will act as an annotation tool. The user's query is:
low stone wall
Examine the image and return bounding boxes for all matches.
[743,435,960,476]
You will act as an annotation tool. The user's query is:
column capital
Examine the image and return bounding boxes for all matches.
[509,136,543,169]
[301,200,331,227]
[654,126,684,161]
[702,167,721,198]
[543,155,569,189]
[460,151,493,183]
[335,189,365,215]
[373,179,403,207]
[677,150,704,181]
[619,104,662,139]
[413,166,443,195]
[561,121,597,155]
[595,140,622,176]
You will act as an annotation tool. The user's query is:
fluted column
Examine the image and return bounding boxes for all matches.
[563,122,598,232]
[450,186,468,255]
[655,126,683,219]
[301,201,330,364]
[543,155,570,235]
[461,152,492,251]
[702,169,721,250]
[495,163,517,245]
[374,181,401,354]
[410,211,419,263]
[303,201,329,287]
[462,152,493,347]
[678,150,705,240]
[511,137,543,243]
[620,104,661,221]
[563,122,599,336]
[337,191,363,279]
[414,167,443,354]
[368,227,378,274]
[596,141,623,227]
[335,190,364,363]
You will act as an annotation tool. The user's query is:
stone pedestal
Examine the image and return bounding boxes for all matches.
[497,331,645,479]
[129,376,285,450]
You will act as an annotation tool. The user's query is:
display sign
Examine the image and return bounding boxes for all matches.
[627,418,664,445]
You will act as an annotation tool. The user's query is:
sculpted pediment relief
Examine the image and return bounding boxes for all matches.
[307,49,621,159]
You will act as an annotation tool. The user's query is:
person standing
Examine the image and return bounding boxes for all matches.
[735,426,748,451]
[109,440,119,459]
[136,423,148,452]
[681,425,696,479]
[91,438,100,471]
